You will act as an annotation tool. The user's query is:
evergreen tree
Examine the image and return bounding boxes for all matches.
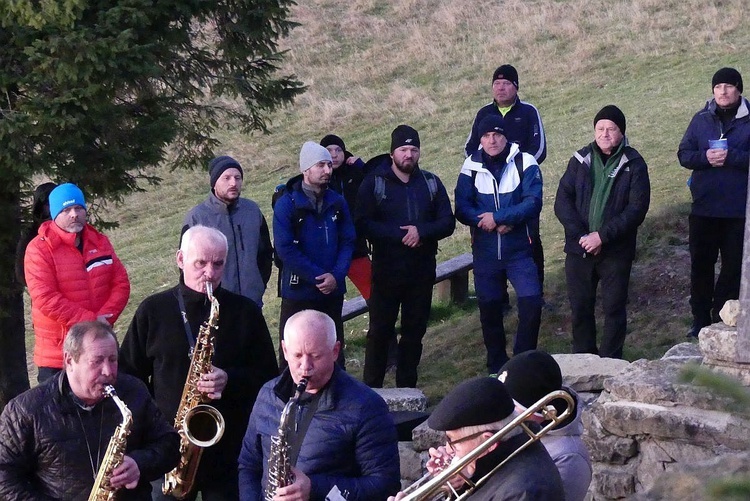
[0,0,304,409]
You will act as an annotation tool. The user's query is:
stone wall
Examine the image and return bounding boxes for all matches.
[584,328,750,500]
[377,331,750,500]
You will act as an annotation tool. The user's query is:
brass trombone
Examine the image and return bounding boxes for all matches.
[399,389,575,501]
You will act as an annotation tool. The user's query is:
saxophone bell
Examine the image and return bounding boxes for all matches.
[183,404,225,448]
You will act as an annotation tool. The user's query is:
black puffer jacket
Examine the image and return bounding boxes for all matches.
[0,372,180,500]
[554,140,650,261]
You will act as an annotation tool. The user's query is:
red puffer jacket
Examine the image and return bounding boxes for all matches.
[24,221,130,368]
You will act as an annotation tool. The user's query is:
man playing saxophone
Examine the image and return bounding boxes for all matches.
[391,377,564,501]
[120,225,278,500]
[239,310,401,501]
[0,321,180,500]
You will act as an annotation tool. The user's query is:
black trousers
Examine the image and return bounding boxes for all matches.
[363,274,433,388]
[689,215,744,327]
[278,296,345,369]
[565,253,632,359]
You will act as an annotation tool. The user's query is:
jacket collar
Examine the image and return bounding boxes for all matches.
[273,366,341,411]
[38,220,87,247]
[206,191,237,215]
[706,96,750,120]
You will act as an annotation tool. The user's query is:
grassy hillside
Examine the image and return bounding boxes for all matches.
[26,0,748,401]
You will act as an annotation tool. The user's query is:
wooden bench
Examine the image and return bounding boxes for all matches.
[341,252,474,322]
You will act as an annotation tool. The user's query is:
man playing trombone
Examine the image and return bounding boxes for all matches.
[391,377,564,500]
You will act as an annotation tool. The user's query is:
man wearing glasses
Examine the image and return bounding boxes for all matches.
[390,377,563,500]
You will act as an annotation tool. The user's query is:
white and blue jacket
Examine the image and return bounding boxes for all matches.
[455,143,542,269]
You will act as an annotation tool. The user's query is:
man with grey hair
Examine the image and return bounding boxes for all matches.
[120,225,278,500]
[273,142,356,368]
[239,310,400,501]
[389,377,563,500]
[0,321,179,499]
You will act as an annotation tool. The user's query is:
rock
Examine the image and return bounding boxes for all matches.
[591,464,637,499]
[698,322,737,363]
[373,387,428,412]
[553,354,631,392]
[411,419,445,452]
[582,407,637,464]
[719,299,741,327]
[635,451,750,500]
[661,343,702,363]
[398,442,425,482]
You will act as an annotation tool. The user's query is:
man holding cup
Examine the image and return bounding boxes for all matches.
[678,67,750,337]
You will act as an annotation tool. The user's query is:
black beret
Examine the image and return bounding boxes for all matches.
[499,350,562,409]
[428,377,515,431]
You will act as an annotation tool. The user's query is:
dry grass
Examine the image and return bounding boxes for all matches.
[23,0,749,399]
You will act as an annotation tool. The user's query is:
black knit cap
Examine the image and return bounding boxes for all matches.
[712,67,743,93]
[390,124,420,152]
[320,134,346,151]
[477,115,505,137]
[492,64,519,89]
[593,105,626,135]
[428,377,515,431]
[499,350,563,411]
[209,155,243,188]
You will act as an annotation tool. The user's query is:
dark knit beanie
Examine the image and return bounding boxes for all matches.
[594,105,627,135]
[477,115,505,137]
[499,350,563,410]
[492,64,519,89]
[320,134,346,151]
[209,156,243,188]
[428,377,515,431]
[390,125,420,152]
[712,67,743,93]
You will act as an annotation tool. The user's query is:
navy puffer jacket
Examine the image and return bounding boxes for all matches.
[238,367,401,501]
[678,96,750,218]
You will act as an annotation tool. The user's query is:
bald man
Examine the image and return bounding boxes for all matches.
[239,310,400,501]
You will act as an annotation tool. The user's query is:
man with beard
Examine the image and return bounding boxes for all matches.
[355,125,455,388]
[24,182,131,383]
[455,115,543,372]
[183,155,273,307]
[273,141,356,368]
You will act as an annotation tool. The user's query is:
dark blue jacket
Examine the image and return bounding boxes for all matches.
[554,140,650,261]
[355,157,455,280]
[329,155,369,259]
[272,176,355,300]
[678,97,750,218]
[238,367,401,501]
[465,97,547,163]
[455,143,542,267]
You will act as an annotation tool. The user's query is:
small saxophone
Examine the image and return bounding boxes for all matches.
[264,377,309,501]
[162,281,226,499]
[88,385,133,501]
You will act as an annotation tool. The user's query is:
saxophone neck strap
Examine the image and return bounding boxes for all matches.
[176,288,196,355]
[288,393,320,466]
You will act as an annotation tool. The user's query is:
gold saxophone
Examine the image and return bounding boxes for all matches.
[162,281,226,499]
[264,377,309,501]
[88,385,133,501]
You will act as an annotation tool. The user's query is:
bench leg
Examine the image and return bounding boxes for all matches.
[435,272,469,305]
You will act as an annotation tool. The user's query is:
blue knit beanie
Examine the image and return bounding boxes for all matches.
[49,183,86,220]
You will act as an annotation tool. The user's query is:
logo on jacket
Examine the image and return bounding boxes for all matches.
[332,213,338,222]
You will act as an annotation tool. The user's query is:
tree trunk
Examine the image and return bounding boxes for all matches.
[0,186,31,412]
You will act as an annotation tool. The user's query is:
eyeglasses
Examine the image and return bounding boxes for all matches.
[445,430,497,451]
